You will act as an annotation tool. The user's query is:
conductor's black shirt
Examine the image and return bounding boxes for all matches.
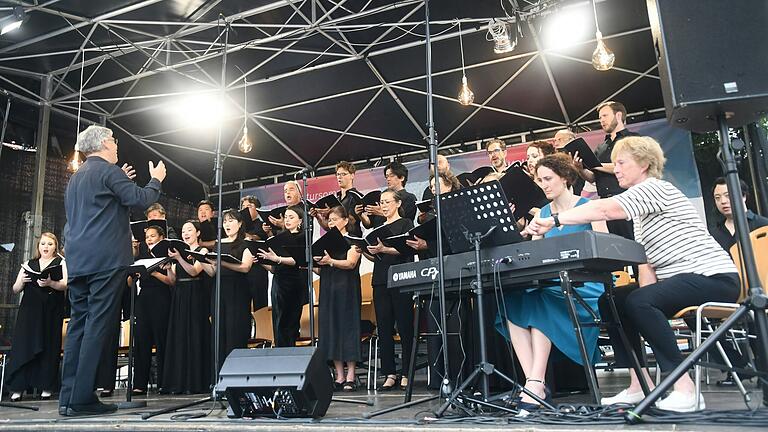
[64,156,162,277]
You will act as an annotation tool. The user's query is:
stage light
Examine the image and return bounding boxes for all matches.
[238,125,253,153]
[487,19,515,54]
[68,151,81,172]
[590,0,614,70]
[1,7,25,35]
[592,31,615,70]
[456,21,475,106]
[171,93,226,129]
[543,4,590,49]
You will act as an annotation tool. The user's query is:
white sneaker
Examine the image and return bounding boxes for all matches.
[656,391,705,412]
[600,389,645,405]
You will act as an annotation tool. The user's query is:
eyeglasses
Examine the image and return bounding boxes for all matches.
[486,148,503,155]
[336,172,350,177]
[108,136,118,145]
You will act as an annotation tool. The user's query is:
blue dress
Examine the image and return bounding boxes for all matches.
[495,198,604,365]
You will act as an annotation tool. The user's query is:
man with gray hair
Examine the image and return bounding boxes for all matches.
[60,125,166,416]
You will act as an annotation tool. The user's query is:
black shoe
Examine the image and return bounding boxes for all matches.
[99,389,114,397]
[717,372,736,387]
[65,401,118,417]
[58,406,68,416]
[333,381,344,392]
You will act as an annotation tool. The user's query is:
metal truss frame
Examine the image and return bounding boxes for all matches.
[0,0,662,193]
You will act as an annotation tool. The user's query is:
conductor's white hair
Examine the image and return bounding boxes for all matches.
[75,125,112,155]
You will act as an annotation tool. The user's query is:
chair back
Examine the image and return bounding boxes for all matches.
[729,225,768,301]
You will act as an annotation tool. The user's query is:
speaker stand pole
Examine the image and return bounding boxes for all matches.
[625,114,768,423]
[140,16,232,420]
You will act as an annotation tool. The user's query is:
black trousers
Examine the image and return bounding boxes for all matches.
[373,283,415,377]
[60,268,127,408]
[598,272,739,372]
[271,275,304,347]
[133,282,171,390]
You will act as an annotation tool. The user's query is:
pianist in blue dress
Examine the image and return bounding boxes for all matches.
[495,153,607,412]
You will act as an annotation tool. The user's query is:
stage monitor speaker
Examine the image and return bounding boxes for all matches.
[215,347,333,418]
[647,0,768,132]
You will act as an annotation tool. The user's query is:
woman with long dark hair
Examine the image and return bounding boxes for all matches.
[163,220,214,393]
[7,233,67,401]
[257,205,308,347]
[208,209,254,371]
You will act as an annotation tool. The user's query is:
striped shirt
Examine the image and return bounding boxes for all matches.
[612,178,737,280]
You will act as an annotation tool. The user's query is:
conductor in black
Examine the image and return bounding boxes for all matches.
[60,125,167,416]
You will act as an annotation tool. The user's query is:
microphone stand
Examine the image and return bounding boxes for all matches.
[141,17,231,420]
[299,167,316,345]
[364,0,451,417]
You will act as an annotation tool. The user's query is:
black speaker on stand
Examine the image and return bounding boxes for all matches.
[647,0,768,132]
[215,347,333,418]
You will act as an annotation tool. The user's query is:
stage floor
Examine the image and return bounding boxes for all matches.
[0,370,764,431]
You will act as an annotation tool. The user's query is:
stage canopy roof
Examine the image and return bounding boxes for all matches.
[0,0,665,201]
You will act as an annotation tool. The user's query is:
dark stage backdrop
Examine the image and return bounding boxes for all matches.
[0,149,196,346]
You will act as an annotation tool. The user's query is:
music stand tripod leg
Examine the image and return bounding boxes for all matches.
[118,280,146,409]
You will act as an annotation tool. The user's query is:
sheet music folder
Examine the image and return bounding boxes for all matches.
[560,137,601,169]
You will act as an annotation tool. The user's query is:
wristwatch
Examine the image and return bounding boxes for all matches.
[552,213,561,227]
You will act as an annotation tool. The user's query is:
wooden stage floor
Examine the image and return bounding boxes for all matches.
[0,369,765,431]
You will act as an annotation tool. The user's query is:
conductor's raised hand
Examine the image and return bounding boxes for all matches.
[148,160,167,182]
[121,163,136,180]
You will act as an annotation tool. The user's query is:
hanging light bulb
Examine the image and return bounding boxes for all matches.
[590,0,614,71]
[592,31,615,71]
[238,125,253,153]
[458,75,475,106]
[456,21,475,106]
[239,77,253,153]
[68,151,81,172]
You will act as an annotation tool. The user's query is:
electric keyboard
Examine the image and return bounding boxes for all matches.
[388,231,646,295]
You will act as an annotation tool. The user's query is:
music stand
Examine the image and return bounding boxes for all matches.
[434,182,554,416]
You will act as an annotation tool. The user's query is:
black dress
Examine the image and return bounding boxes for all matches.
[212,241,251,371]
[6,257,66,393]
[318,250,361,362]
[134,264,171,390]
[162,246,212,393]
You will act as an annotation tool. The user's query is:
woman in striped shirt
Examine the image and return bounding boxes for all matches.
[526,136,738,413]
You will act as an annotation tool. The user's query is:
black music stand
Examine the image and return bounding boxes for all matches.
[434,182,553,416]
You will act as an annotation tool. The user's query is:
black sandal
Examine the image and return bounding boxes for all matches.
[342,381,357,392]
[333,381,345,392]
[379,374,398,391]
